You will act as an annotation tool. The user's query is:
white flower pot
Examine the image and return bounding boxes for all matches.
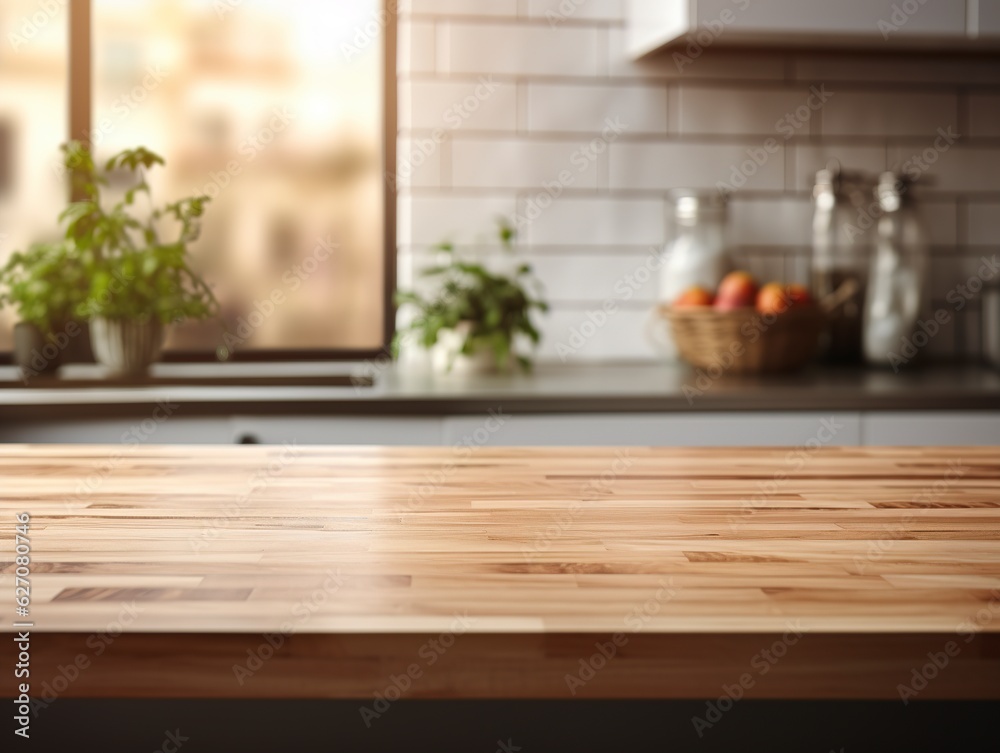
[430,323,508,375]
[89,317,166,377]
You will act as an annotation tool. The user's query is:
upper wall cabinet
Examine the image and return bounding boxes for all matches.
[627,0,994,59]
[982,2,1000,36]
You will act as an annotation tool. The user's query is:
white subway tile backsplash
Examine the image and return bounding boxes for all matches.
[443,22,600,75]
[451,138,600,188]
[398,20,436,74]
[920,199,958,247]
[522,197,666,245]
[538,307,656,361]
[968,203,1000,246]
[676,86,821,137]
[398,193,517,245]
[401,0,517,18]
[969,94,1000,139]
[790,145,886,191]
[887,146,1000,193]
[527,0,624,23]
[396,136,443,188]
[821,91,958,137]
[530,252,660,303]
[400,79,517,132]
[728,197,813,247]
[610,142,785,191]
[397,7,997,361]
[527,83,667,134]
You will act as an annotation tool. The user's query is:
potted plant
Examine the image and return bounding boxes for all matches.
[60,142,217,376]
[0,240,89,376]
[394,221,548,374]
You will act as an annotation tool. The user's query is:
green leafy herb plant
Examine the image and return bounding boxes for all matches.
[394,221,548,372]
[59,140,217,324]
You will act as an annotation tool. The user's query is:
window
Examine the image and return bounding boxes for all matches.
[0,0,395,360]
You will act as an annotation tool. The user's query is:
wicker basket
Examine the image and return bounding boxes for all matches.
[661,304,825,374]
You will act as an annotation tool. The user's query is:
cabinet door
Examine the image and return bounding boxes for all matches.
[0,417,233,444]
[862,412,1000,446]
[980,2,1000,37]
[443,412,860,447]
[695,0,966,36]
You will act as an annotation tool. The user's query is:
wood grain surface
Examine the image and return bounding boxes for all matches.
[2,445,999,699]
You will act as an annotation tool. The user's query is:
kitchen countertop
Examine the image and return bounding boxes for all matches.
[5,444,999,699]
[0,361,998,419]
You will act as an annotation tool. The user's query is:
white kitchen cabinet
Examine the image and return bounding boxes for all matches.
[627,0,978,59]
[2,410,996,447]
[229,416,445,445]
[861,412,1000,446]
[0,417,233,444]
[443,412,861,447]
[979,2,1000,37]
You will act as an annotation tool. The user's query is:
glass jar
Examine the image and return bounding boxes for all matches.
[660,189,730,302]
[650,190,730,359]
[863,172,930,367]
[811,164,876,363]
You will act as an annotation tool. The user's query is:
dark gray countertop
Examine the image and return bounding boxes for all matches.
[0,361,998,420]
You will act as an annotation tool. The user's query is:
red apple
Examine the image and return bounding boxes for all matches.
[756,282,791,315]
[714,271,758,311]
[673,286,714,308]
[785,283,814,308]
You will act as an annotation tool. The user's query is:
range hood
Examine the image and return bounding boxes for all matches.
[627,0,1000,59]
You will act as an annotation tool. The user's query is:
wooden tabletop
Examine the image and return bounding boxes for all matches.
[3,444,999,700]
[2,444,998,634]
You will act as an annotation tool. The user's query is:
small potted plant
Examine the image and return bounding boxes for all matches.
[0,240,89,376]
[394,221,548,374]
[60,142,217,376]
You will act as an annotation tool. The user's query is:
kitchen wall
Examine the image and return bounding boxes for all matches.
[395,0,1000,362]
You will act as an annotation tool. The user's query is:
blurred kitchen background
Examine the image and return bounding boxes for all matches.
[1,0,999,446]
